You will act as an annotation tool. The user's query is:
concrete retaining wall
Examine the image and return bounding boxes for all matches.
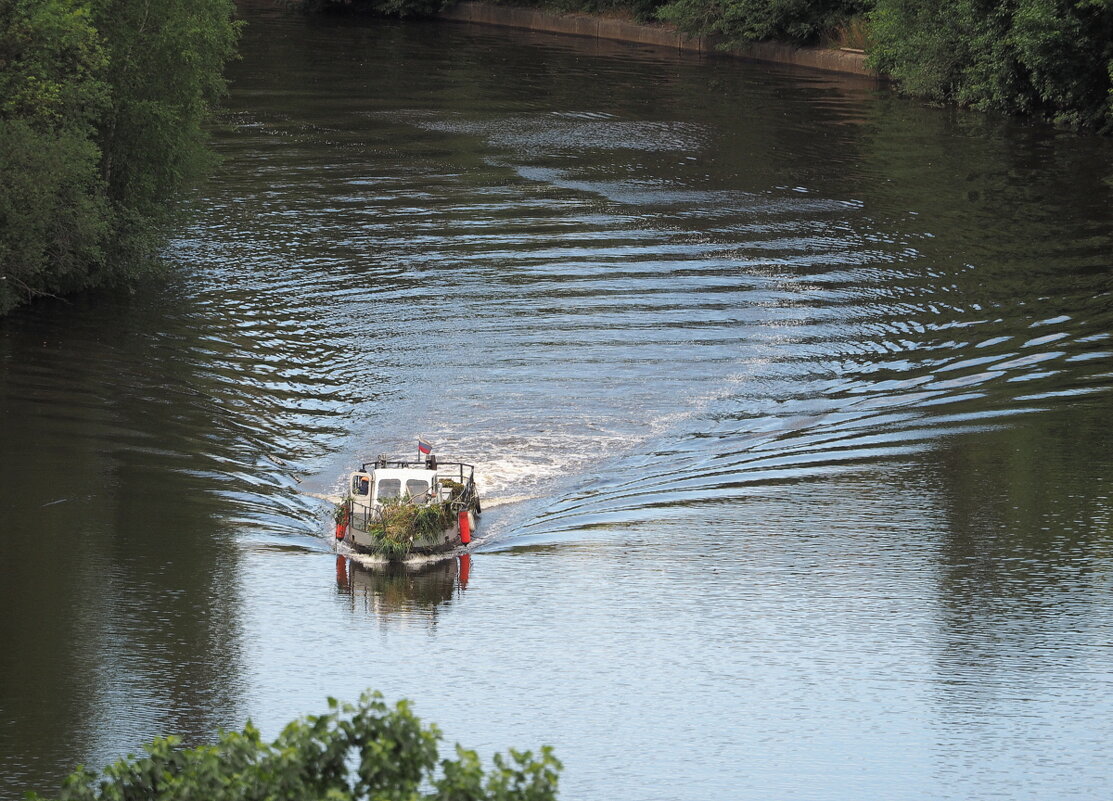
[437,1,877,78]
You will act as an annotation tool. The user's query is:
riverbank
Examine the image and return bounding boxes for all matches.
[437,1,876,79]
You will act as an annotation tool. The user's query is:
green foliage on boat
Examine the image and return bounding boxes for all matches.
[30,691,562,801]
[440,477,467,497]
[366,497,457,558]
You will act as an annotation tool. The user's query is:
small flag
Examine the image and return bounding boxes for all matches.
[417,437,433,455]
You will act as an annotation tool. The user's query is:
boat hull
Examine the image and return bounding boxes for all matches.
[343,509,478,557]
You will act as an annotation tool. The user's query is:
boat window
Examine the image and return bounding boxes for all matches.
[376,479,401,500]
[405,479,430,500]
[352,475,370,496]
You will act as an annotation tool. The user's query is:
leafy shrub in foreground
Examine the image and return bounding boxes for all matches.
[32,691,562,801]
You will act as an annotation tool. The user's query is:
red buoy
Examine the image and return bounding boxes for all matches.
[458,510,471,544]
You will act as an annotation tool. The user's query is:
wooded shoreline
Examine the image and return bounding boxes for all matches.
[418,0,1111,135]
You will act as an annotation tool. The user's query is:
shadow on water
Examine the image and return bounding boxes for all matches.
[0,286,249,798]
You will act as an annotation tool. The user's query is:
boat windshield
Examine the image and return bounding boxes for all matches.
[406,479,430,500]
[376,479,401,500]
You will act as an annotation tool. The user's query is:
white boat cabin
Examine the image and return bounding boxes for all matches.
[349,465,449,510]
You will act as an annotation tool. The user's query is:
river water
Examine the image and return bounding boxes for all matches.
[2,5,1113,799]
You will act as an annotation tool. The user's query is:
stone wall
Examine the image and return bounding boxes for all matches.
[437,1,878,79]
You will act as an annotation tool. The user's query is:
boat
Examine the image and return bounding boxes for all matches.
[335,443,480,559]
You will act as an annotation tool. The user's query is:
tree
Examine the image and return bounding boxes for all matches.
[31,692,562,801]
[656,0,869,45]
[0,0,109,313]
[869,0,1113,131]
[90,0,241,268]
[0,0,240,315]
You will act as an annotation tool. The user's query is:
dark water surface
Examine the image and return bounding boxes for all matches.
[3,5,1113,799]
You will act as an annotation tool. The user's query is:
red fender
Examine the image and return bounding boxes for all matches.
[458,510,471,544]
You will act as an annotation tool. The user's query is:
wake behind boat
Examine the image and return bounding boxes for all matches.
[335,439,481,559]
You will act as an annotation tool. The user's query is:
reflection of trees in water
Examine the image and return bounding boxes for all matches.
[336,555,471,620]
[0,286,249,800]
[929,400,1113,715]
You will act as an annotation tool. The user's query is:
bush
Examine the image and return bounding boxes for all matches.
[31,692,562,801]
[869,0,1113,131]
[0,121,108,314]
[655,0,870,46]
[298,0,452,18]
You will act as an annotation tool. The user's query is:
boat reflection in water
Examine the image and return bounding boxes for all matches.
[335,554,471,620]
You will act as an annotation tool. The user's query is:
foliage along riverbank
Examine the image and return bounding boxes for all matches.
[320,0,1113,133]
[0,0,240,315]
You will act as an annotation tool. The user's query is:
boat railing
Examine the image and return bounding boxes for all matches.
[353,459,477,512]
[345,470,478,532]
[348,500,379,532]
[360,459,475,487]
